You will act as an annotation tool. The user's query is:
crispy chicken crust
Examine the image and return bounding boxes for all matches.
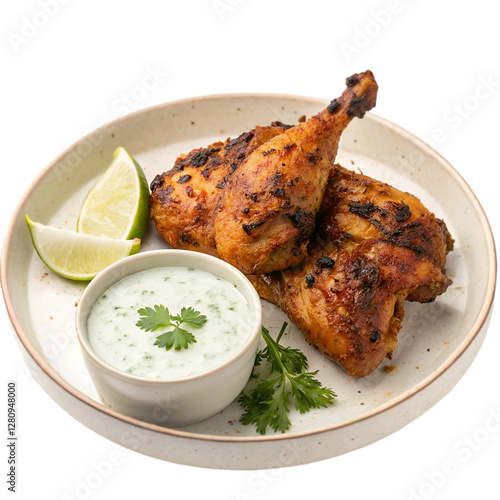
[149,71,453,377]
[249,165,453,377]
[214,70,378,274]
[149,123,290,256]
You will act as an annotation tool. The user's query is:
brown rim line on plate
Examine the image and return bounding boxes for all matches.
[1,93,496,470]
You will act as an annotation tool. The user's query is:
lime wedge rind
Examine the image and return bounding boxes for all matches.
[76,147,150,240]
[26,215,141,281]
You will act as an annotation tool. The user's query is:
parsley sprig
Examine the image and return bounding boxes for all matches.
[136,305,207,351]
[239,322,337,434]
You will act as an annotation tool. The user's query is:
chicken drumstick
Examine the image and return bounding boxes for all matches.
[214,70,378,274]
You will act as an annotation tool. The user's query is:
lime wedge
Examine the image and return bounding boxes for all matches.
[77,147,150,239]
[26,216,140,281]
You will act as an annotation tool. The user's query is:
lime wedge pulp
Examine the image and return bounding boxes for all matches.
[76,147,150,240]
[26,216,141,281]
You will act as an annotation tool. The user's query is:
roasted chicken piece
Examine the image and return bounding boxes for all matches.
[149,71,453,377]
[149,123,290,256]
[214,70,378,274]
[249,164,453,377]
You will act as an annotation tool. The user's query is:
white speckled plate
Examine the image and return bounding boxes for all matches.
[1,94,496,469]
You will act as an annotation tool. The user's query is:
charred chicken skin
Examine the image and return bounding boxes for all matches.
[149,71,453,377]
[214,70,378,274]
[149,123,290,256]
[249,165,453,377]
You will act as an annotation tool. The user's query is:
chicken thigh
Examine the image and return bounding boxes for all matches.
[149,123,290,256]
[249,165,453,377]
[149,72,453,377]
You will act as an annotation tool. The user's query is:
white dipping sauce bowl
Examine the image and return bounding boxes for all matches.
[75,249,262,428]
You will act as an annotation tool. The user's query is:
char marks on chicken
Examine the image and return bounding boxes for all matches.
[149,71,453,377]
[248,165,453,377]
[214,70,378,275]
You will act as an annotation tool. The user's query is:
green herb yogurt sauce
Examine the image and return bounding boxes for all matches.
[87,266,253,379]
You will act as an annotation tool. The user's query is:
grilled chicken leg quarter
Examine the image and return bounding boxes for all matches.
[249,165,453,377]
[149,71,453,377]
[149,123,289,256]
[214,70,378,274]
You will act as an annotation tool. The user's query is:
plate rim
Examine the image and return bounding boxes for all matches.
[1,92,497,445]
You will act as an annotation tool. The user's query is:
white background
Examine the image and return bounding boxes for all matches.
[1,1,499,499]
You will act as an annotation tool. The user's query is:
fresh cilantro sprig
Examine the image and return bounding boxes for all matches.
[136,305,207,351]
[239,322,336,434]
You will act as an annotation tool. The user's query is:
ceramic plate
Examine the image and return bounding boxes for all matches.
[1,94,496,469]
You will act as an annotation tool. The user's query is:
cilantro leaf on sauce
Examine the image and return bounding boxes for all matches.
[136,305,207,351]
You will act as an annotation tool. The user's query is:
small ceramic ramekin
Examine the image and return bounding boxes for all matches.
[75,249,262,428]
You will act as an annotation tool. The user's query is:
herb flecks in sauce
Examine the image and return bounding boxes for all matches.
[87,266,252,379]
